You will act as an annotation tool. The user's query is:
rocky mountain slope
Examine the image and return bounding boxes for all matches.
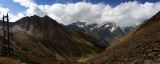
[0,15,103,63]
[87,11,160,64]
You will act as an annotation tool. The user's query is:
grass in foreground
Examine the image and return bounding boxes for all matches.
[0,57,21,64]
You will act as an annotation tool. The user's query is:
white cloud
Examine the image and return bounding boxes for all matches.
[9,12,25,22]
[0,7,9,19]
[103,1,160,27]
[13,0,36,8]
[0,6,24,22]
[12,0,160,27]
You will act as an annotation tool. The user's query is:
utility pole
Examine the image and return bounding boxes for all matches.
[2,15,6,55]
[2,13,10,57]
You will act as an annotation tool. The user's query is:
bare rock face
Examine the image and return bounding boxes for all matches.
[87,11,160,64]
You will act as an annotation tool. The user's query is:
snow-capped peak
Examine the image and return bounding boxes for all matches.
[110,27,116,32]
[77,24,85,28]
[105,25,110,27]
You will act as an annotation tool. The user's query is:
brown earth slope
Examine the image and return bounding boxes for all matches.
[87,11,160,64]
[0,57,20,64]
[0,15,103,63]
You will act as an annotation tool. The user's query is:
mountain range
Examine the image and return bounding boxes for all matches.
[1,10,159,64]
[67,21,133,48]
[87,11,160,64]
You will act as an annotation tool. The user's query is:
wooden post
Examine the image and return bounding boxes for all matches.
[6,13,10,57]
[2,15,6,54]
[2,13,10,57]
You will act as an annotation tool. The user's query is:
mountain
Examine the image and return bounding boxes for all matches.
[67,21,133,48]
[0,15,103,63]
[87,11,160,64]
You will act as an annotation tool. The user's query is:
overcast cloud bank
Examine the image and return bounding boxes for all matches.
[0,0,160,27]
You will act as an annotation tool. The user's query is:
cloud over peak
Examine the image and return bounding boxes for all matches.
[2,0,160,27]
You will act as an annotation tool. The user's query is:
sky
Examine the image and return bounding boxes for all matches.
[0,0,160,27]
